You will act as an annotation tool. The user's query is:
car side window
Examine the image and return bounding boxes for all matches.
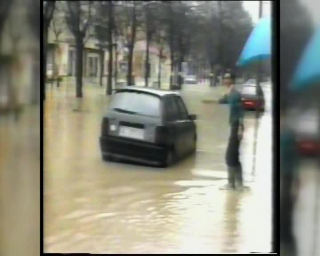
[163,96,180,122]
[174,96,189,120]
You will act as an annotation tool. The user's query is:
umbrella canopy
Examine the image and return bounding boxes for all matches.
[236,17,271,67]
[291,28,320,91]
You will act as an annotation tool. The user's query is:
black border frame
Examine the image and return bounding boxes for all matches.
[41,1,279,255]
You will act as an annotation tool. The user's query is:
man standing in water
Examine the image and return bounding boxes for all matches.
[280,104,300,256]
[280,0,313,253]
[218,73,245,190]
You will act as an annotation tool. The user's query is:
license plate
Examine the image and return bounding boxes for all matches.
[119,126,144,140]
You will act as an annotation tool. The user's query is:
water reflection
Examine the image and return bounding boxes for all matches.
[223,191,242,253]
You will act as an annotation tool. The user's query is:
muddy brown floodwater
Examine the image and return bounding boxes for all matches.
[0,106,40,256]
[44,82,272,253]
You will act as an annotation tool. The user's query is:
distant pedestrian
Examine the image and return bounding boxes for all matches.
[218,73,245,190]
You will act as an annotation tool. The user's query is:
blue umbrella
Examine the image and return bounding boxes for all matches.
[291,28,320,91]
[236,17,271,67]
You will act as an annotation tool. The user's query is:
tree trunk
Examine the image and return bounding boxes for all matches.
[100,50,105,86]
[217,1,223,83]
[107,46,113,95]
[114,47,118,86]
[178,55,183,88]
[145,32,150,87]
[210,62,214,86]
[127,44,134,85]
[158,51,161,89]
[75,38,83,98]
[178,35,184,88]
[107,2,113,95]
[145,3,151,88]
[32,58,40,104]
[170,48,174,89]
[127,7,136,86]
[7,60,16,109]
[43,28,48,101]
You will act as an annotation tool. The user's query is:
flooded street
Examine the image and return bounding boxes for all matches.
[0,106,40,256]
[44,82,272,253]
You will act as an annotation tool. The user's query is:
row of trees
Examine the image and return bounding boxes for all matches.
[43,1,254,99]
[0,0,39,107]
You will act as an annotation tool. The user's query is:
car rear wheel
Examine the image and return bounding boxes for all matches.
[192,135,197,153]
[102,153,112,162]
[161,147,175,167]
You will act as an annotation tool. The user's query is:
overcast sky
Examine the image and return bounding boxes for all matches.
[243,1,271,24]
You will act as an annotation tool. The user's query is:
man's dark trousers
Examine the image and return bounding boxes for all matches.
[226,120,243,188]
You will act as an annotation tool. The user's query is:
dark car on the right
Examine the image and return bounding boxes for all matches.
[287,104,320,157]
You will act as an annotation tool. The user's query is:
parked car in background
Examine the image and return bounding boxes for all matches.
[100,87,197,167]
[46,64,53,80]
[184,75,198,84]
[288,105,320,157]
[240,83,265,111]
[244,78,257,86]
[0,94,8,109]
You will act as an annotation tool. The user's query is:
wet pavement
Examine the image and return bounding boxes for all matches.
[44,82,272,253]
[294,159,320,256]
[0,106,40,256]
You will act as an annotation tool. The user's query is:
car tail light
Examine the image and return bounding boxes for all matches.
[101,118,109,136]
[299,141,317,150]
[155,126,169,145]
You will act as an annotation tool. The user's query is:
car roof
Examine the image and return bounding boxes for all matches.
[242,83,261,87]
[115,86,180,97]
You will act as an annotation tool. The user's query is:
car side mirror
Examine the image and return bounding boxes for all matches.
[189,114,197,120]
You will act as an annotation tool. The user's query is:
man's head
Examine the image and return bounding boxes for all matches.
[223,73,236,88]
[281,0,313,111]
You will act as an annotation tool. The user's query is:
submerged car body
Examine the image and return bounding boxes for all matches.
[100,87,197,167]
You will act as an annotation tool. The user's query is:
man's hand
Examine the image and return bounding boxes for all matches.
[218,94,228,104]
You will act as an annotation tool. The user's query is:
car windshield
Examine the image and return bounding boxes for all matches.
[241,86,256,95]
[245,79,256,85]
[109,92,161,117]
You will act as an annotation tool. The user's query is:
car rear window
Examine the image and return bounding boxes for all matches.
[109,91,161,117]
[245,79,256,84]
[241,86,256,95]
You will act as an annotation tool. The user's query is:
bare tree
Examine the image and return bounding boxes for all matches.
[154,31,167,88]
[113,20,123,86]
[65,1,92,98]
[95,2,109,87]
[175,2,194,88]
[49,2,66,87]
[42,1,56,101]
[143,2,158,87]
[126,1,137,86]
[164,1,176,89]
[106,1,114,95]
[0,0,13,39]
